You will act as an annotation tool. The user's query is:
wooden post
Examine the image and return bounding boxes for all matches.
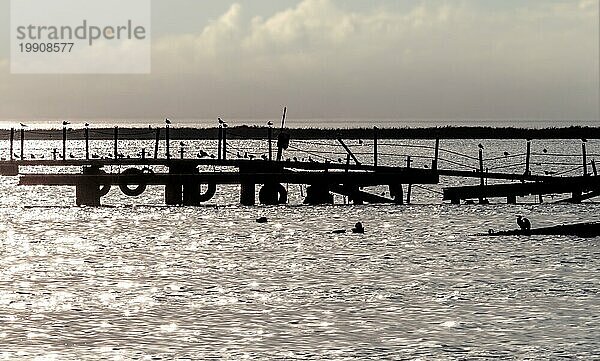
[165,125,171,160]
[217,126,222,160]
[240,183,256,206]
[479,149,484,186]
[52,148,58,160]
[433,138,440,171]
[222,126,227,161]
[406,156,412,204]
[268,126,273,161]
[154,127,160,160]
[62,126,67,160]
[478,148,485,203]
[141,148,146,160]
[9,128,14,160]
[582,142,588,176]
[113,126,119,159]
[373,126,378,168]
[179,145,185,159]
[592,160,597,176]
[525,140,531,175]
[85,127,90,160]
[20,127,24,160]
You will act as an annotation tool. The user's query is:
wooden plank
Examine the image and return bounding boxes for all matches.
[443,176,600,201]
[19,170,440,187]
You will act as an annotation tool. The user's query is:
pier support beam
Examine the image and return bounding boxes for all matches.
[507,195,517,204]
[389,184,404,205]
[240,183,256,206]
[304,184,333,205]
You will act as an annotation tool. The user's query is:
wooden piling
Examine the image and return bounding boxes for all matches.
[165,125,171,160]
[373,126,378,168]
[240,183,256,206]
[592,160,597,176]
[114,126,119,159]
[52,148,58,160]
[154,127,160,160]
[20,128,24,160]
[85,127,89,160]
[525,140,531,175]
[582,142,588,176]
[62,126,67,160]
[179,145,185,159]
[9,128,14,161]
[141,148,146,160]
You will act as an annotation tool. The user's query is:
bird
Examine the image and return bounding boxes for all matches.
[165,118,171,125]
[30,154,35,159]
[69,153,75,158]
[84,123,89,127]
[543,148,548,153]
[504,151,509,157]
[478,143,484,149]
[582,138,588,143]
[352,222,365,234]
[179,142,185,146]
[358,139,363,145]
[218,118,225,125]
[256,217,268,224]
[20,123,27,127]
[516,216,531,232]
[267,121,273,127]
[62,121,70,126]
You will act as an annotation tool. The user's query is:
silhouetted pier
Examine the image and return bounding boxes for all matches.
[1,121,598,206]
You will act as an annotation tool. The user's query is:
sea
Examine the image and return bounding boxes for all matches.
[0,121,598,360]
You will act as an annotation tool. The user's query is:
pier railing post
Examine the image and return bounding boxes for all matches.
[217,125,222,160]
[20,127,24,160]
[373,126,378,168]
[406,156,412,204]
[525,139,531,176]
[62,126,67,160]
[478,148,485,204]
[85,126,89,160]
[165,125,171,160]
[52,148,58,160]
[433,138,439,171]
[154,127,160,160]
[114,126,119,159]
[268,126,273,161]
[9,128,14,161]
[582,141,588,176]
[592,159,597,177]
[222,126,227,161]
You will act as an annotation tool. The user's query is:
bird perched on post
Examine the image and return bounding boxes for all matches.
[478,143,484,149]
[267,121,273,127]
[165,118,171,125]
[62,121,70,126]
[84,123,89,127]
[20,123,27,127]
[218,118,225,125]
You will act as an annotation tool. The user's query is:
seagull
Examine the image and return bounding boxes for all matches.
[543,148,548,153]
[582,138,588,143]
[165,118,171,125]
[218,118,225,125]
[504,151,510,157]
[478,143,484,149]
[179,141,185,146]
[84,123,89,127]
[267,121,273,127]
[62,121,70,126]
[20,123,27,127]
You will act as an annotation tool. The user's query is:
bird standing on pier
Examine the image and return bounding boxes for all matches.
[165,118,171,125]
[267,121,273,127]
[20,123,27,127]
[62,121,70,126]
[478,143,484,149]
[84,123,89,127]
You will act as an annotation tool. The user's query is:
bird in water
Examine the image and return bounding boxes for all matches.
[517,216,531,231]
[256,217,268,223]
[504,151,509,157]
[352,222,365,234]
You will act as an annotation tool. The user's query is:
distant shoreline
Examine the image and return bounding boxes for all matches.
[2,125,599,140]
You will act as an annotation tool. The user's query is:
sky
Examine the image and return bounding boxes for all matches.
[0,0,598,123]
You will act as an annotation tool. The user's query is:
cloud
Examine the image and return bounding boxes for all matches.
[0,0,598,120]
